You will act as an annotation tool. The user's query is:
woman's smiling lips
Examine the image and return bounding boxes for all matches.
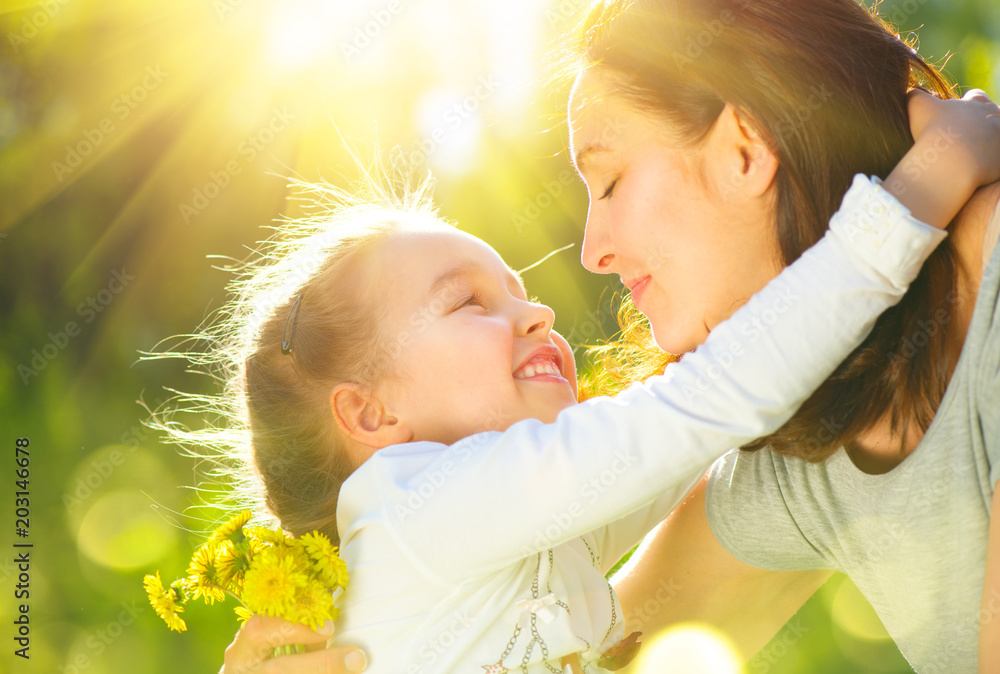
[624,275,652,307]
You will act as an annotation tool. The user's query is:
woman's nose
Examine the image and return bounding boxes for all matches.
[580,210,616,274]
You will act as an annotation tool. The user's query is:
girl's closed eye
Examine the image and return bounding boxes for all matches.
[454,291,485,311]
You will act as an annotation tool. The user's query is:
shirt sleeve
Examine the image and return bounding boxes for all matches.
[704,449,829,570]
[340,175,947,582]
[590,474,703,575]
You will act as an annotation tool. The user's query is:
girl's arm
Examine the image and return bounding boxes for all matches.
[352,91,1000,581]
[220,90,1000,674]
[348,177,948,581]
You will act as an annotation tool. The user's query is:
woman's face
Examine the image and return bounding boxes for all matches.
[568,70,784,354]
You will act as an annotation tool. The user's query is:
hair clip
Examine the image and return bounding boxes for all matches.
[280,294,303,355]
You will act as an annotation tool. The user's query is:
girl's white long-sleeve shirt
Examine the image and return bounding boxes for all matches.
[331,176,947,673]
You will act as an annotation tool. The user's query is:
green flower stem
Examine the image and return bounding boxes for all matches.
[272,644,307,657]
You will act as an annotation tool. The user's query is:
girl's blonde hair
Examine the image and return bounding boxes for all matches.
[148,162,439,546]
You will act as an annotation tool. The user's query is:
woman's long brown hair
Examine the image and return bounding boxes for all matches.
[574,0,959,461]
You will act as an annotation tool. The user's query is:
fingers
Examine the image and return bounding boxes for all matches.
[223,615,337,674]
[905,88,943,140]
[906,86,999,143]
[963,88,993,104]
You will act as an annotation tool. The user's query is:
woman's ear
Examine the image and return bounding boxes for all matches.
[330,383,411,454]
[709,103,779,199]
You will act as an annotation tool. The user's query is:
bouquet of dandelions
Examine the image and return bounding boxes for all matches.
[143,510,348,653]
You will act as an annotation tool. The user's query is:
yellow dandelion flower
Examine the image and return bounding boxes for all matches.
[300,532,349,590]
[210,510,252,545]
[234,605,254,625]
[186,541,226,605]
[214,539,239,587]
[143,572,187,633]
[288,581,338,631]
[242,548,307,617]
[245,524,292,547]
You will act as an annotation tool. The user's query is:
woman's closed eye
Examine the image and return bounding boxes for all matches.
[599,178,619,200]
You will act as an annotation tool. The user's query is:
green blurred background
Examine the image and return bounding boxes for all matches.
[0,0,997,672]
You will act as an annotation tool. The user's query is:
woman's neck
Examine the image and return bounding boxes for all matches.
[847,181,1000,474]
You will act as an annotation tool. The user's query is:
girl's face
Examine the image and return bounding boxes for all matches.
[568,70,783,354]
[370,226,578,446]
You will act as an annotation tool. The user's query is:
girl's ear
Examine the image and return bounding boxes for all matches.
[708,103,779,199]
[330,383,411,456]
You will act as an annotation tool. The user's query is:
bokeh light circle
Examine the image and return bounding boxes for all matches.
[634,623,743,673]
[75,489,177,570]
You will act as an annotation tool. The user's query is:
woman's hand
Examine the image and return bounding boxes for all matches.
[220,615,367,674]
[885,88,1000,227]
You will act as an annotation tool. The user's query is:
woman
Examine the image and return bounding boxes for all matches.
[565,1,1000,671]
[221,0,1000,671]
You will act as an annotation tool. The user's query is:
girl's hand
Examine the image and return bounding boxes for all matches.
[220,615,367,674]
[909,88,1000,186]
[886,88,1000,227]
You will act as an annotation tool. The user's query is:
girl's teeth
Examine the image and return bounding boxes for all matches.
[516,361,560,379]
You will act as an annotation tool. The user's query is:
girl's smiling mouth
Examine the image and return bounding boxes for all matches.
[514,346,566,381]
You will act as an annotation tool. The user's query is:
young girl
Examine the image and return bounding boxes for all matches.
[202,106,996,673]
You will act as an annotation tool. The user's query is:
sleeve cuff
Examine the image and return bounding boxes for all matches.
[829,174,948,291]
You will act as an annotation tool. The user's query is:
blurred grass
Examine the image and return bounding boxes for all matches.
[0,0,997,671]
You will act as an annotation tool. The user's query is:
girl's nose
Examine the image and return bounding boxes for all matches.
[580,210,616,274]
[516,300,555,337]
